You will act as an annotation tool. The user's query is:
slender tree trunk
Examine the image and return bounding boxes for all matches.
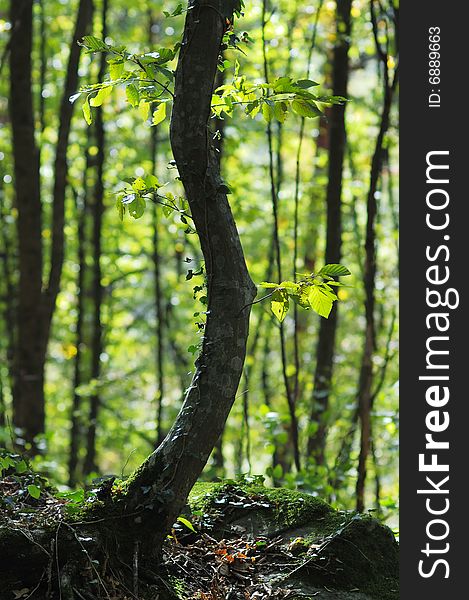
[0,182,16,404]
[148,10,166,447]
[261,0,301,472]
[307,0,352,464]
[68,183,88,487]
[84,0,107,476]
[42,0,94,336]
[115,0,256,557]
[355,0,398,511]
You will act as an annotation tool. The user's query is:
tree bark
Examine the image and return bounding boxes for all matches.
[114,0,256,557]
[307,0,352,464]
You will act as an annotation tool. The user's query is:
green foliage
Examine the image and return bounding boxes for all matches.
[213,68,346,124]
[177,515,196,532]
[260,264,351,321]
[27,483,41,499]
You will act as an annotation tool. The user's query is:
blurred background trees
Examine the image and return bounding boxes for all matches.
[0,0,399,523]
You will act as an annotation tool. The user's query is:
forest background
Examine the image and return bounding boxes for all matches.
[0,0,399,525]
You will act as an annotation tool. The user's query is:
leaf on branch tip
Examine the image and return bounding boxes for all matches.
[271,289,289,323]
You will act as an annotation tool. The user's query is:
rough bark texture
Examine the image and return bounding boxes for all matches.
[308,0,352,464]
[112,0,256,556]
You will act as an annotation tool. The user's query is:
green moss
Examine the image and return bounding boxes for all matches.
[167,576,187,599]
[189,481,336,533]
[187,480,398,600]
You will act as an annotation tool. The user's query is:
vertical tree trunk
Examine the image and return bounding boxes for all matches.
[261,0,301,472]
[84,0,107,476]
[355,0,398,512]
[116,0,256,557]
[148,10,166,447]
[307,0,352,464]
[68,183,88,486]
[9,0,93,450]
[42,0,94,336]
[9,0,44,449]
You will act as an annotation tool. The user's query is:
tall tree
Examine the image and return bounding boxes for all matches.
[84,0,108,476]
[113,0,256,557]
[307,0,352,464]
[355,0,398,512]
[8,0,93,449]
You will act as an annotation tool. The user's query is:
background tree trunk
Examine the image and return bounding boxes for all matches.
[9,0,93,450]
[307,0,352,464]
[9,0,44,449]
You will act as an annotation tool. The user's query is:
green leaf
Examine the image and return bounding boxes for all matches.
[296,79,319,88]
[89,86,112,107]
[56,489,85,503]
[308,286,334,318]
[81,36,109,52]
[259,282,279,289]
[279,281,299,293]
[273,101,288,123]
[291,98,322,118]
[152,102,167,126]
[109,60,124,80]
[271,289,289,323]
[126,84,140,107]
[262,101,274,123]
[177,516,196,533]
[139,101,150,120]
[145,174,160,189]
[131,177,147,192]
[128,196,146,219]
[317,264,351,277]
[27,484,41,499]
[16,460,28,474]
[273,464,284,479]
[83,96,92,125]
[116,198,125,221]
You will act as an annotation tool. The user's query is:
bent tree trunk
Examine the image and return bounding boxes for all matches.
[112,0,256,556]
[2,0,255,589]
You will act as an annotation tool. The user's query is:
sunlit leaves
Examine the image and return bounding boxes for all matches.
[80,35,109,52]
[308,286,334,319]
[152,102,167,126]
[125,84,140,107]
[317,264,351,277]
[211,73,341,124]
[260,264,351,322]
[109,60,124,80]
[291,98,322,118]
[271,289,289,323]
[89,85,112,107]
[82,96,92,125]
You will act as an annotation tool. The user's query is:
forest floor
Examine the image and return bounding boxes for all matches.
[0,459,398,600]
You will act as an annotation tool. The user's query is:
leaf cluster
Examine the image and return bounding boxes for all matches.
[260,264,351,322]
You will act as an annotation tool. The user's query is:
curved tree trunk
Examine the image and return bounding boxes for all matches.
[113,0,256,557]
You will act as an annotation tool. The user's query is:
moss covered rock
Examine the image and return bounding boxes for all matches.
[188,481,398,600]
